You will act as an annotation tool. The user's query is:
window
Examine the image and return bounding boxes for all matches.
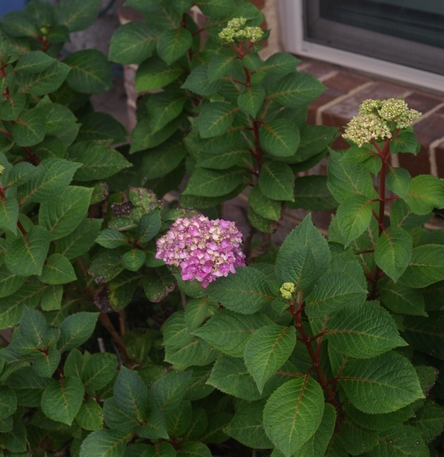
[278,0,444,91]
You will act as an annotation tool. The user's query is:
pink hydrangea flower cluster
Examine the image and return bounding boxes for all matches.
[155,215,245,288]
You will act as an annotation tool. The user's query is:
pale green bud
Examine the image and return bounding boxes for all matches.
[280,282,295,300]
[0,165,4,176]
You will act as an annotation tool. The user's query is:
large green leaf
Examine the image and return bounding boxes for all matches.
[197,102,239,138]
[407,174,444,215]
[208,54,237,82]
[58,312,99,353]
[399,244,444,288]
[291,125,337,163]
[109,22,157,64]
[275,214,330,290]
[336,195,374,246]
[409,400,444,442]
[260,53,301,76]
[150,371,192,412]
[206,267,273,314]
[114,366,148,422]
[39,186,93,240]
[291,175,337,211]
[0,10,38,38]
[56,0,101,32]
[403,313,444,359]
[193,310,273,358]
[260,119,300,158]
[41,377,85,425]
[17,61,70,96]
[244,324,296,393]
[374,226,412,282]
[258,161,294,201]
[327,150,377,203]
[76,397,103,431]
[379,278,426,316]
[266,71,326,108]
[157,27,192,65]
[0,386,17,420]
[38,253,76,285]
[21,158,81,204]
[77,112,128,144]
[238,85,265,118]
[224,400,273,449]
[324,302,407,358]
[145,91,187,134]
[70,141,131,181]
[386,167,410,199]
[64,49,112,93]
[135,56,184,92]
[339,351,424,414]
[263,377,325,456]
[11,107,46,146]
[248,186,281,220]
[0,92,26,121]
[5,225,50,276]
[79,429,132,457]
[15,50,54,73]
[181,65,222,96]
[305,272,368,318]
[182,167,245,197]
[103,397,141,433]
[82,353,117,394]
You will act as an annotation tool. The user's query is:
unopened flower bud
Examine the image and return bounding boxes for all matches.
[280,282,295,299]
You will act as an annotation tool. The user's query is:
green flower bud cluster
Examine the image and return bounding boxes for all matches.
[280,282,295,300]
[0,164,4,176]
[218,17,264,43]
[343,98,421,147]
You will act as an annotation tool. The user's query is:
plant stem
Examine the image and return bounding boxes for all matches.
[99,313,132,365]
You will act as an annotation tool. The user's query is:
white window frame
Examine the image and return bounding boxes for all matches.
[277,0,444,93]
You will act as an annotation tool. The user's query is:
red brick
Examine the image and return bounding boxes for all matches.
[397,146,431,177]
[434,139,444,178]
[405,92,443,115]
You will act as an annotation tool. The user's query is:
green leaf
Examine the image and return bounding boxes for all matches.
[95,229,128,249]
[55,218,102,260]
[260,119,300,157]
[193,310,273,358]
[197,102,239,139]
[141,442,176,457]
[58,312,99,353]
[292,175,337,211]
[390,199,432,230]
[238,85,265,118]
[378,227,413,284]
[32,347,61,378]
[379,278,426,316]
[296,403,336,457]
[38,253,76,285]
[41,377,84,425]
[21,158,81,204]
[367,424,429,456]
[77,113,128,144]
[409,400,444,442]
[19,306,46,344]
[183,167,244,197]
[151,371,192,412]
[275,214,330,289]
[103,396,141,432]
[64,49,112,93]
[339,351,424,414]
[70,141,131,181]
[225,400,273,449]
[327,150,376,203]
[0,11,37,38]
[76,397,103,431]
[0,92,26,121]
[387,167,410,199]
[206,267,273,314]
[136,409,169,440]
[403,313,444,359]
[305,272,368,318]
[0,386,17,419]
[122,249,146,272]
[390,131,421,155]
[114,367,148,422]
[137,211,162,243]
[0,197,19,234]
[267,71,326,108]
[157,27,192,65]
[248,186,281,220]
[5,225,50,276]
[244,324,296,393]
[263,377,325,456]
[11,107,46,146]
[82,353,117,394]
[324,302,407,358]
[146,91,187,134]
[135,56,184,92]
[79,429,132,457]
[260,52,300,76]
[39,186,93,240]
[15,51,54,73]
[181,65,222,96]
[177,442,211,457]
[407,175,444,215]
[208,54,237,82]
[2,417,27,453]
[56,0,101,32]
[399,244,444,288]
[16,61,70,96]
[336,195,374,246]
[109,22,157,64]
[258,161,294,201]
